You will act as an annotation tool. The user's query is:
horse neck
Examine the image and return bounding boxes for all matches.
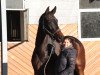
[35,25,46,47]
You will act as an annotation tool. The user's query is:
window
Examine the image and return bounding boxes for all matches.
[0,10,28,42]
[80,12,100,38]
[7,11,21,41]
[80,0,100,9]
[0,0,27,42]
[6,10,28,42]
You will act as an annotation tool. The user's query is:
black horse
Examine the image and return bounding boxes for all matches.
[31,6,85,75]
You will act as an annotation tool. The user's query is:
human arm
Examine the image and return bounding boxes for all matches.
[67,48,77,75]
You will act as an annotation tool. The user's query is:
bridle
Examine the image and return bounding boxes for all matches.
[42,19,60,40]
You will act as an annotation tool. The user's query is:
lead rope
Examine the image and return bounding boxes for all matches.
[44,41,55,75]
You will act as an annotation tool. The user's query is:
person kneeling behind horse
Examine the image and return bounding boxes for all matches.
[55,36,77,75]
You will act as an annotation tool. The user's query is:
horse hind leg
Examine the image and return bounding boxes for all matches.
[31,53,43,75]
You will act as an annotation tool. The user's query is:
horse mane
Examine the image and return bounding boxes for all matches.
[35,14,46,47]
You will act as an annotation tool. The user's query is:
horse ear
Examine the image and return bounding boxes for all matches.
[45,6,49,14]
[51,6,56,14]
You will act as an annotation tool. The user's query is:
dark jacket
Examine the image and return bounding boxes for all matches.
[55,46,77,75]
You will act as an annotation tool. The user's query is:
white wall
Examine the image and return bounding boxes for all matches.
[25,0,79,24]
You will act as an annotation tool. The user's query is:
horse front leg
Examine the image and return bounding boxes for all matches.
[31,52,43,75]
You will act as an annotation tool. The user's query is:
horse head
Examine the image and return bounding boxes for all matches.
[39,6,63,43]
